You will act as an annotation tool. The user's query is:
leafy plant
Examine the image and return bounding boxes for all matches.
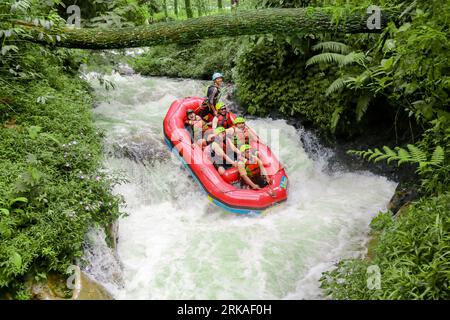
[348,144,444,168]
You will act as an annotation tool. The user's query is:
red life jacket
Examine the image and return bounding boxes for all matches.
[203,113,214,124]
[216,112,234,129]
[243,158,260,178]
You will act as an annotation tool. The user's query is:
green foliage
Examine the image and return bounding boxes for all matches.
[133,38,239,80]
[321,193,450,299]
[233,34,357,134]
[0,0,124,298]
[0,68,124,295]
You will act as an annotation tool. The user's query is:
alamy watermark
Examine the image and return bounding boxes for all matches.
[66,5,81,28]
[367,265,381,290]
[366,5,382,30]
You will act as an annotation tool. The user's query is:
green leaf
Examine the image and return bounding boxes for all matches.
[11,252,22,270]
[355,95,371,121]
[9,197,28,206]
[0,208,10,216]
[330,107,343,132]
[407,144,427,162]
[381,57,394,71]
[40,133,61,146]
[1,45,19,56]
[398,23,411,32]
[306,53,346,67]
[341,52,365,66]
[326,76,349,96]
[27,126,42,139]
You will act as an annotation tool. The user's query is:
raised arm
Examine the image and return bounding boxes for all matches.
[212,116,219,129]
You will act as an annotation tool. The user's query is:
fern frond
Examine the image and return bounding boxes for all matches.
[430,146,444,166]
[341,52,366,66]
[374,154,391,162]
[368,148,383,161]
[396,147,412,166]
[312,41,350,54]
[306,53,346,67]
[382,146,398,164]
[407,144,427,162]
[330,107,343,132]
[325,76,349,96]
[355,95,371,121]
[10,0,31,13]
[347,150,366,157]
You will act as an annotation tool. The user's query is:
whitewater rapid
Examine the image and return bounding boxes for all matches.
[82,72,397,299]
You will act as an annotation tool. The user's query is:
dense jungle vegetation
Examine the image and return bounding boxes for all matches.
[1,0,449,299]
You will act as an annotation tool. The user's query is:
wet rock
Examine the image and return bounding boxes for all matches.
[72,272,114,300]
[115,63,135,76]
[29,272,113,300]
[388,185,418,215]
[107,221,119,250]
[109,133,171,164]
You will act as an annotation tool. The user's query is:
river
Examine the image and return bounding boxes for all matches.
[81,71,397,299]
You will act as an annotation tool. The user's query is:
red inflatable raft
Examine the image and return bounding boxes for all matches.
[163,97,288,214]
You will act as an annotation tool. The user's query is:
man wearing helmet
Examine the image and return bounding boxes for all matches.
[199,72,224,124]
[212,102,234,129]
[237,144,271,190]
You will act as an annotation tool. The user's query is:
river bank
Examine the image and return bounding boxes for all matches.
[0,48,123,299]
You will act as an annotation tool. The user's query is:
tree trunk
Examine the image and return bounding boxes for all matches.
[163,0,168,19]
[174,0,179,16]
[25,8,390,49]
[185,0,193,18]
[196,0,202,17]
[218,0,223,10]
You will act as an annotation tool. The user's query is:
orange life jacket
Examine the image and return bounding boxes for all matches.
[243,158,260,178]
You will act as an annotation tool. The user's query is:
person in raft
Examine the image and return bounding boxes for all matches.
[185,109,208,147]
[224,117,259,150]
[207,126,241,175]
[237,144,271,190]
[212,102,234,130]
[199,72,223,125]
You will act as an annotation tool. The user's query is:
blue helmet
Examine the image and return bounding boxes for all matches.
[212,72,224,81]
